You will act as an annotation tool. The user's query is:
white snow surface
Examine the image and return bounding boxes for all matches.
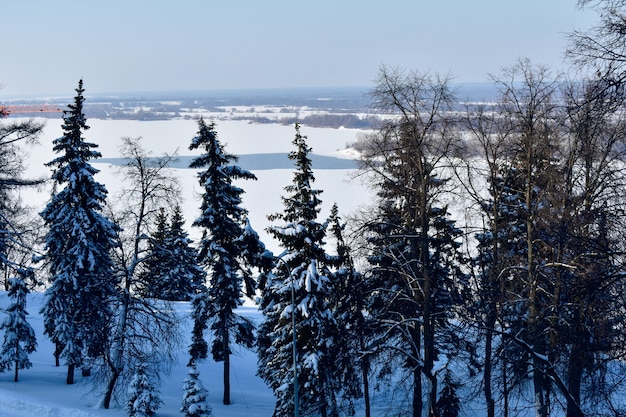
[1,118,374,417]
[0,292,273,417]
[19,118,372,253]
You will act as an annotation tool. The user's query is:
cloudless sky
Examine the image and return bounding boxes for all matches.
[1,0,598,97]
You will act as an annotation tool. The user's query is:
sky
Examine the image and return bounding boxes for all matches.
[1,0,599,98]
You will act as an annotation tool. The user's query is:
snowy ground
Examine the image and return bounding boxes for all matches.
[0,117,375,416]
[0,292,272,417]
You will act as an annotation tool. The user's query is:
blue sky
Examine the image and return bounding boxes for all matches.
[1,0,597,97]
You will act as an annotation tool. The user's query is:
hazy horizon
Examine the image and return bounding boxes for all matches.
[2,82,505,104]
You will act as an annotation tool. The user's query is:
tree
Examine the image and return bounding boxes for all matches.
[567,0,626,104]
[554,77,626,417]
[0,104,44,290]
[435,371,460,417]
[326,203,366,417]
[137,207,170,298]
[0,270,37,382]
[40,79,119,385]
[188,117,268,405]
[258,124,343,417]
[181,366,212,417]
[358,66,466,417]
[493,60,566,417]
[99,136,182,408]
[125,364,162,417]
[140,206,204,301]
[458,96,523,417]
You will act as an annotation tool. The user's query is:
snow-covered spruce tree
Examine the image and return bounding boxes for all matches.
[0,270,37,382]
[140,205,204,301]
[137,207,170,298]
[125,364,162,417]
[326,203,365,416]
[40,79,119,385]
[258,124,342,417]
[181,365,212,417]
[188,118,269,405]
[161,205,205,300]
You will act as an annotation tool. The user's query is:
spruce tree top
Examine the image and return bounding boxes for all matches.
[188,117,255,181]
[189,117,256,234]
[46,79,102,189]
[284,123,322,223]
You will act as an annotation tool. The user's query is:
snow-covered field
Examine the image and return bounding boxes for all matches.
[0,117,375,416]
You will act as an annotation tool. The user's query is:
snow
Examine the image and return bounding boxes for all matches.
[19,118,371,254]
[0,389,102,417]
[0,291,274,417]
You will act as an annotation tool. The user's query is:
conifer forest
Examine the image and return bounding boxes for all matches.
[3,1,626,416]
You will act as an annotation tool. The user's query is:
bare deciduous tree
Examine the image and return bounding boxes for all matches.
[98,136,182,409]
[358,66,465,417]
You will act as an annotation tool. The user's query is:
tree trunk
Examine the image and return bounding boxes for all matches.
[54,342,61,367]
[533,363,548,417]
[420,186,437,417]
[423,273,437,417]
[362,355,371,417]
[224,333,231,405]
[413,366,422,417]
[566,318,584,417]
[14,360,18,382]
[66,363,75,385]
[426,369,438,417]
[103,370,121,409]
[525,141,548,417]
[502,354,509,417]
[484,323,495,417]
[411,325,422,417]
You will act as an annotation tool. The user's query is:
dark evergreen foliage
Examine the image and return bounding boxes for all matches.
[137,208,170,298]
[140,206,204,301]
[326,204,366,415]
[435,371,461,417]
[360,67,466,417]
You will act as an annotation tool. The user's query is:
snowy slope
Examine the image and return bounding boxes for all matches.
[0,292,275,417]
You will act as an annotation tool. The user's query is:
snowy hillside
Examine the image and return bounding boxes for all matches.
[0,291,271,417]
